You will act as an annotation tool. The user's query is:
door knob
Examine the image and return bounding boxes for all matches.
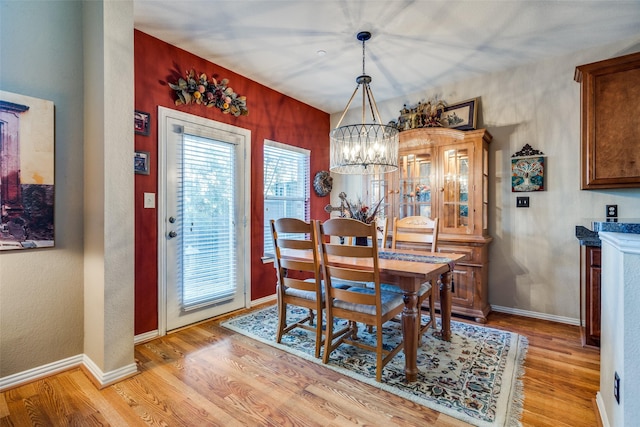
[168,231,178,238]
[169,216,176,223]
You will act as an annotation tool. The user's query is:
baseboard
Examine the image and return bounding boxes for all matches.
[491,305,580,326]
[134,329,159,345]
[81,355,138,389]
[0,354,138,392]
[251,293,276,307]
[0,354,84,392]
[596,392,610,427]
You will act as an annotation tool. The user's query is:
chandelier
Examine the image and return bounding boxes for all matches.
[330,31,399,175]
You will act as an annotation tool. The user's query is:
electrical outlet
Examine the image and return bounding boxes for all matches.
[607,204,618,218]
[516,196,529,208]
[614,372,620,404]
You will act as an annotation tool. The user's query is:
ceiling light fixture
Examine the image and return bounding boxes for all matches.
[329,31,398,175]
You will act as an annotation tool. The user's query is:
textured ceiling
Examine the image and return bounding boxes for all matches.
[134,1,640,114]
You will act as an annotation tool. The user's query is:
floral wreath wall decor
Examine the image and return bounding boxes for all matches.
[511,144,546,192]
[168,69,249,117]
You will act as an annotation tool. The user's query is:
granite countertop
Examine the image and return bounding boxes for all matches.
[575,220,640,247]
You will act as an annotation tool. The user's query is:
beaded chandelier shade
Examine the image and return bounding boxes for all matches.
[329,31,399,175]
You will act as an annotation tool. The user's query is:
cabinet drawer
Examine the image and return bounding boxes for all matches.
[438,245,473,262]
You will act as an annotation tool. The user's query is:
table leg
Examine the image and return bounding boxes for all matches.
[438,271,452,341]
[399,277,419,383]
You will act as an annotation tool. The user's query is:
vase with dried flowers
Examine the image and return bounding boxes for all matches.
[338,192,385,246]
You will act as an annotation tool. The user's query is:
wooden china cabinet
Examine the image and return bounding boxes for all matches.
[365,127,493,322]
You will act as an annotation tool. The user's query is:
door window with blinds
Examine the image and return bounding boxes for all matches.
[263,140,310,258]
[178,133,238,310]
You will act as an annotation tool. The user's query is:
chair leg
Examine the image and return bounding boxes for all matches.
[276,290,286,343]
[429,293,436,330]
[376,323,384,382]
[314,311,323,358]
[322,310,334,365]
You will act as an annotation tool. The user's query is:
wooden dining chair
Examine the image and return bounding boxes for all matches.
[390,216,440,341]
[343,216,387,247]
[270,218,325,358]
[316,218,405,382]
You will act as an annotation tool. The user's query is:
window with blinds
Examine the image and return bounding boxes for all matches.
[263,140,310,258]
[178,133,237,311]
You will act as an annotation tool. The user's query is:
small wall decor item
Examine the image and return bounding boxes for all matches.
[312,170,332,197]
[134,110,150,135]
[0,90,55,250]
[440,98,478,130]
[168,69,249,117]
[511,144,545,192]
[134,150,150,175]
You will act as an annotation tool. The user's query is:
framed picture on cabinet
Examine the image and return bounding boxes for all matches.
[440,98,478,130]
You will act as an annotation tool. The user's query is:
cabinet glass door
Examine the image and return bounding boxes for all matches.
[398,153,433,219]
[367,170,392,219]
[441,145,471,233]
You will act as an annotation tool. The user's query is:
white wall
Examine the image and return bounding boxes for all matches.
[82,0,136,377]
[332,36,640,321]
[0,0,135,385]
[599,232,640,427]
[0,0,85,377]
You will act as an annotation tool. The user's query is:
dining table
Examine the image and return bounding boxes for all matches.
[280,246,465,383]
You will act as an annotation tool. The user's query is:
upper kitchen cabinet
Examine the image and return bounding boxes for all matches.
[575,51,640,189]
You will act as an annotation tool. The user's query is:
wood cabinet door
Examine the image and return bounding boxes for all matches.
[397,149,435,219]
[575,52,640,189]
[437,142,474,235]
[449,264,474,308]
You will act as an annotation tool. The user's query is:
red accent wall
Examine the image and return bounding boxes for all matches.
[134,30,330,335]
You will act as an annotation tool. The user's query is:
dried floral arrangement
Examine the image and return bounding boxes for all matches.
[338,192,384,224]
[168,69,248,117]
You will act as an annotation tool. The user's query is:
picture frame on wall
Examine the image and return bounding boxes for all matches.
[511,144,546,192]
[440,98,478,130]
[134,110,150,136]
[0,90,55,250]
[134,150,150,175]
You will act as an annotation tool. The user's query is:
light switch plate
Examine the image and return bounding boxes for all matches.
[144,192,155,209]
[516,196,529,208]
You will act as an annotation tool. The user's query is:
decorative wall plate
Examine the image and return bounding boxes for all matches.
[313,170,333,197]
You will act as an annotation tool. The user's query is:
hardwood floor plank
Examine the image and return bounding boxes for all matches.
[0,308,601,426]
[66,370,132,426]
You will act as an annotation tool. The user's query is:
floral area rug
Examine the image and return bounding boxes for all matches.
[221,305,528,427]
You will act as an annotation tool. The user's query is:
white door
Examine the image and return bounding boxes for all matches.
[158,107,250,333]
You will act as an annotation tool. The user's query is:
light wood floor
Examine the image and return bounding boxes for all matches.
[1,305,600,426]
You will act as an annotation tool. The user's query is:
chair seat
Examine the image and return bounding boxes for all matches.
[376,282,431,297]
[284,286,323,301]
[333,288,405,316]
[285,279,352,300]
